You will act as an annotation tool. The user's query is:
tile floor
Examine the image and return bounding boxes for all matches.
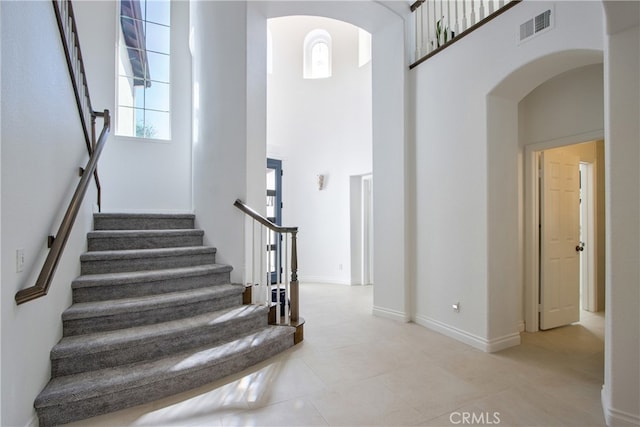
[64,283,606,426]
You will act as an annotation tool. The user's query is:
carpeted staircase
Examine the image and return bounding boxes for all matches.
[34,213,296,427]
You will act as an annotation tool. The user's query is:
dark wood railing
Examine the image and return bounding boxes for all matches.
[53,0,104,208]
[15,0,110,305]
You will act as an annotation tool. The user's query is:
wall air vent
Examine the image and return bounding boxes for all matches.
[520,19,534,40]
[535,10,551,33]
[519,8,553,44]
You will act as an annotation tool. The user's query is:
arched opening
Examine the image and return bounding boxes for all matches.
[267,16,372,289]
[251,1,410,320]
[486,50,606,403]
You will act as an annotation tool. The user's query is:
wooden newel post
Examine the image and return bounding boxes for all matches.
[290,230,299,322]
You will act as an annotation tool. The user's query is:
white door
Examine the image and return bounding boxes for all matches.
[540,148,581,330]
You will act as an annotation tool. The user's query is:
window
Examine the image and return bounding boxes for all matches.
[117,0,171,140]
[303,29,331,79]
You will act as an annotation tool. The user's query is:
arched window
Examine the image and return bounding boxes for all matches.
[304,29,331,79]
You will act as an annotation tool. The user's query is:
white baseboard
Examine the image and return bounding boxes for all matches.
[518,320,526,332]
[602,386,640,426]
[372,305,409,322]
[414,314,520,353]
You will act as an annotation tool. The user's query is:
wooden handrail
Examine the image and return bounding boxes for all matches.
[410,0,425,13]
[15,0,111,304]
[15,112,110,305]
[233,199,298,234]
[52,0,103,210]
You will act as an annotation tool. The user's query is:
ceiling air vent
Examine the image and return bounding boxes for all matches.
[519,9,553,43]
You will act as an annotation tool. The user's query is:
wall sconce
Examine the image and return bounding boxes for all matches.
[317,174,326,190]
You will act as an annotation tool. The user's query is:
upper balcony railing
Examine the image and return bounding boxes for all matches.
[410,0,521,68]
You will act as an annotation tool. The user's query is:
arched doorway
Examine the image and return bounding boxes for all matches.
[251,1,411,321]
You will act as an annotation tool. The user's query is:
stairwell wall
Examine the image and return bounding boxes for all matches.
[1,2,97,426]
[190,1,252,284]
[73,1,193,213]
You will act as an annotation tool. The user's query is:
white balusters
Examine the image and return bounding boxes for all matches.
[462,0,468,32]
[454,0,460,37]
[413,0,515,63]
[470,0,476,26]
[447,1,452,40]
[237,200,298,325]
[425,0,431,53]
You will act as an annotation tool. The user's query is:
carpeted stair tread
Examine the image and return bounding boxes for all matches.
[93,213,196,230]
[72,264,233,289]
[80,246,217,262]
[33,211,300,426]
[62,284,243,321]
[36,326,295,407]
[88,229,203,238]
[52,304,268,359]
[87,229,204,251]
[80,246,217,275]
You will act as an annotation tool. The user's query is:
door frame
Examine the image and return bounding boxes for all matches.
[523,132,603,332]
[267,158,283,284]
[580,162,597,312]
[362,174,374,285]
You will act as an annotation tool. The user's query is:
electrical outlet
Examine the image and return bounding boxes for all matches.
[452,302,460,313]
[16,249,25,273]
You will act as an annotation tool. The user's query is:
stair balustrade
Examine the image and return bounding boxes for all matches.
[15,0,110,305]
[411,0,521,68]
[234,199,303,343]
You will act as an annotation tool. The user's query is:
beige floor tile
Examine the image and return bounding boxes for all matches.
[62,283,605,427]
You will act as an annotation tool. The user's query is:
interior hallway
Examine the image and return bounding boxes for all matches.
[64,283,605,426]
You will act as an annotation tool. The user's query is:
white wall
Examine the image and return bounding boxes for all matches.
[190,1,251,283]
[602,6,640,424]
[413,0,639,422]
[74,0,192,213]
[518,64,604,145]
[413,1,604,350]
[267,16,372,285]
[1,2,96,425]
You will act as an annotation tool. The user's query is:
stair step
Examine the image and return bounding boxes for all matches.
[72,264,233,303]
[51,305,269,376]
[87,229,204,251]
[35,326,295,427]
[62,284,243,336]
[94,213,195,231]
[80,246,217,275]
